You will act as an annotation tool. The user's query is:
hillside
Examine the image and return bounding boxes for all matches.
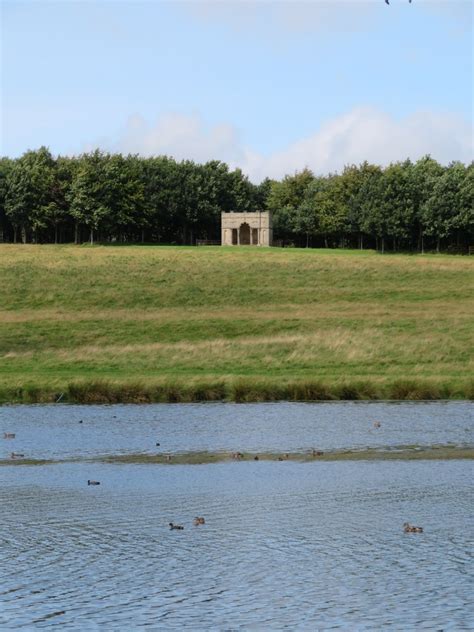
[0,245,472,403]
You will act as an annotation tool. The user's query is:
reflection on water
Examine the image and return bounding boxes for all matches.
[0,403,473,629]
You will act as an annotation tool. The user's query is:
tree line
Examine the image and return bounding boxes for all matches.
[0,147,472,252]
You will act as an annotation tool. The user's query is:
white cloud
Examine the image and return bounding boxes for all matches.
[99,107,472,182]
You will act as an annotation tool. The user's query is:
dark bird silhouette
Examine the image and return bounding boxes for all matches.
[169,522,184,530]
[403,522,423,533]
[3,432,15,439]
[11,452,24,459]
[88,480,100,486]
[156,442,160,446]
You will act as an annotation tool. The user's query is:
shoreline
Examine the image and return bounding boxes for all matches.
[2,446,473,466]
[1,378,473,405]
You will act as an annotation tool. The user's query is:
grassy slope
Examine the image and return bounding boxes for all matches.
[0,245,472,402]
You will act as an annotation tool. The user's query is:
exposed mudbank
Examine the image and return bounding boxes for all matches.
[2,445,473,466]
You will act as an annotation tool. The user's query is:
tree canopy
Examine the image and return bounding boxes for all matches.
[0,148,472,252]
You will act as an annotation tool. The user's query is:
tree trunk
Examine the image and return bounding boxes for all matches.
[306,232,309,248]
[54,224,58,244]
[436,236,440,253]
[359,233,363,250]
[13,227,17,244]
[141,229,145,244]
[324,235,328,248]
[381,237,385,254]
[421,233,424,255]
[21,226,27,244]
[74,223,79,245]
[90,228,94,245]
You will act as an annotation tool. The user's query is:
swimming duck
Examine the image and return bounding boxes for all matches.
[11,452,24,459]
[193,517,206,526]
[373,421,381,429]
[3,433,15,439]
[403,522,423,533]
[312,449,324,457]
[88,480,100,486]
[254,455,259,461]
[169,522,184,530]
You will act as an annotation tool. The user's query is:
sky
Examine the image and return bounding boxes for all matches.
[1,0,473,181]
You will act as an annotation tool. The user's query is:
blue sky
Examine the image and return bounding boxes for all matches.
[2,0,473,181]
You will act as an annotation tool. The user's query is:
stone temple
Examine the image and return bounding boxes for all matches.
[221,211,273,246]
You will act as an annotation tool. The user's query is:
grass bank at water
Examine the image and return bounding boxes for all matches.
[0,245,472,403]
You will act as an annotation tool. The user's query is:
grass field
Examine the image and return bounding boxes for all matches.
[0,244,473,403]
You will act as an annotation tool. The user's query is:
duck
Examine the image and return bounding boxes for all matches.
[254,455,259,461]
[156,442,160,447]
[11,452,24,459]
[165,455,172,462]
[403,522,423,533]
[169,522,184,530]
[87,480,100,486]
[373,421,381,429]
[232,452,244,460]
[312,449,324,457]
[3,432,15,439]
[193,517,206,526]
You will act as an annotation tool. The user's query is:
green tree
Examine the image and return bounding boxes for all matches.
[5,147,56,243]
[0,158,14,242]
[68,150,111,244]
[421,162,466,252]
[412,156,444,253]
[382,160,416,251]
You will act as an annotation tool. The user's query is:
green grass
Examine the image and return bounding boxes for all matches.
[0,244,473,403]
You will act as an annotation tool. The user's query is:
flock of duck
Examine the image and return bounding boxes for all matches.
[3,418,424,534]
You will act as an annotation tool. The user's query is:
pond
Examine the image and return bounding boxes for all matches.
[0,402,472,629]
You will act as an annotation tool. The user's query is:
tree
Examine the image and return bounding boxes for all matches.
[298,175,347,248]
[268,169,314,243]
[5,147,56,243]
[0,158,13,242]
[381,160,416,251]
[412,156,444,253]
[68,150,112,244]
[357,164,386,251]
[421,162,466,252]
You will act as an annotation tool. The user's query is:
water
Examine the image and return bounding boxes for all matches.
[1,401,472,460]
[0,403,473,629]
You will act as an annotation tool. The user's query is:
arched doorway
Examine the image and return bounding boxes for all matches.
[239,223,250,245]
